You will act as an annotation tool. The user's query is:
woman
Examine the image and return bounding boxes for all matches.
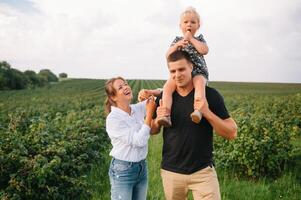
[104,77,156,200]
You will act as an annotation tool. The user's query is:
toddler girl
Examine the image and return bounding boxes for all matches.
[158,7,209,127]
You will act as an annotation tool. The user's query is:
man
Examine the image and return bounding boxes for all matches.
[142,50,237,200]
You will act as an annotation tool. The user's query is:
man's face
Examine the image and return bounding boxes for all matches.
[168,58,193,88]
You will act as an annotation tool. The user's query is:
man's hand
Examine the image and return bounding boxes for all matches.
[156,99,170,120]
[194,98,209,116]
[197,98,237,140]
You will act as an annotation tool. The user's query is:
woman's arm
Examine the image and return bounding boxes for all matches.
[150,118,161,135]
[106,117,151,147]
[144,96,156,127]
[106,99,155,147]
[150,99,169,135]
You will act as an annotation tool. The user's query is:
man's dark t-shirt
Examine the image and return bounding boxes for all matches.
[155,86,230,174]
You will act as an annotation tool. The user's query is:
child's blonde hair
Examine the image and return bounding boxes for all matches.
[180,6,200,23]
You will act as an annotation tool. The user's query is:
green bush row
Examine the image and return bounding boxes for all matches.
[0,109,109,200]
[214,94,301,178]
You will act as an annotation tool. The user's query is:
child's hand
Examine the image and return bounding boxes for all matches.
[184,31,193,41]
[138,89,151,102]
[175,39,189,50]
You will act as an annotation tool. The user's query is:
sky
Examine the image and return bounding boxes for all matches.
[0,0,301,83]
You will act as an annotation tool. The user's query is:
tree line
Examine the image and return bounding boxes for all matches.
[0,61,67,90]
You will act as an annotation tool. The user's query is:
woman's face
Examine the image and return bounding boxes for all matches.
[111,79,133,104]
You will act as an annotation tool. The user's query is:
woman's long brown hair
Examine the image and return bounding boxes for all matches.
[104,76,126,115]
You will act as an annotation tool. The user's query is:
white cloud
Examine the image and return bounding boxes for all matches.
[0,0,300,82]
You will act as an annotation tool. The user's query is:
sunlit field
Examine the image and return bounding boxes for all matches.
[1,79,300,200]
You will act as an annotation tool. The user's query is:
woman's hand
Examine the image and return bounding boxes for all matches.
[144,96,156,127]
[146,96,156,116]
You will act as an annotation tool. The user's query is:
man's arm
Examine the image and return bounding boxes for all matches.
[204,111,237,140]
[196,99,237,140]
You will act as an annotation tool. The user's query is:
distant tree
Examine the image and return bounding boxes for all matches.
[24,70,41,88]
[59,73,68,78]
[37,74,48,86]
[0,62,60,90]
[0,61,27,90]
[0,61,10,70]
[0,61,11,89]
[38,69,58,82]
[8,68,27,89]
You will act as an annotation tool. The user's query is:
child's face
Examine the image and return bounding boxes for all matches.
[180,13,200,36]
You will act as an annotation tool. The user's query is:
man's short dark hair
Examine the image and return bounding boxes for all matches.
[167,50,191,63]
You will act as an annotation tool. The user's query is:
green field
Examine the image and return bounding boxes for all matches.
[0,79,300,200]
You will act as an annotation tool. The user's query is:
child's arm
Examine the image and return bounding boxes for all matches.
[138,89,162,102]
[166,39,189,58]
[184,31,209,55]
[190,37,209,55]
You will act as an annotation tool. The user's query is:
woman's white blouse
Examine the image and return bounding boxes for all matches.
[106,101,150,162]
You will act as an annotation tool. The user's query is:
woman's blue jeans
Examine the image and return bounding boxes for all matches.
[109,158,148,200]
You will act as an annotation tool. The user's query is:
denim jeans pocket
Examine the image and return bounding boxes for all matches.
[111,159,132,172]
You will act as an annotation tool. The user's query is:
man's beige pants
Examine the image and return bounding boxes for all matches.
[161,166,221,200]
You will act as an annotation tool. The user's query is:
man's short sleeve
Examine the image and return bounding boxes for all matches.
[207,87,230,120]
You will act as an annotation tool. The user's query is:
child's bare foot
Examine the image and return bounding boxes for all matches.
[157,116,172,127]
[190,110,202,123]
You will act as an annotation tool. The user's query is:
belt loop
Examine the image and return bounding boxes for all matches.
[110,157,115,167]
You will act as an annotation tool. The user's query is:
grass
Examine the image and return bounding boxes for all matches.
[86,134,301,200]
[87,149,111,200]
[218,168,301,200]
